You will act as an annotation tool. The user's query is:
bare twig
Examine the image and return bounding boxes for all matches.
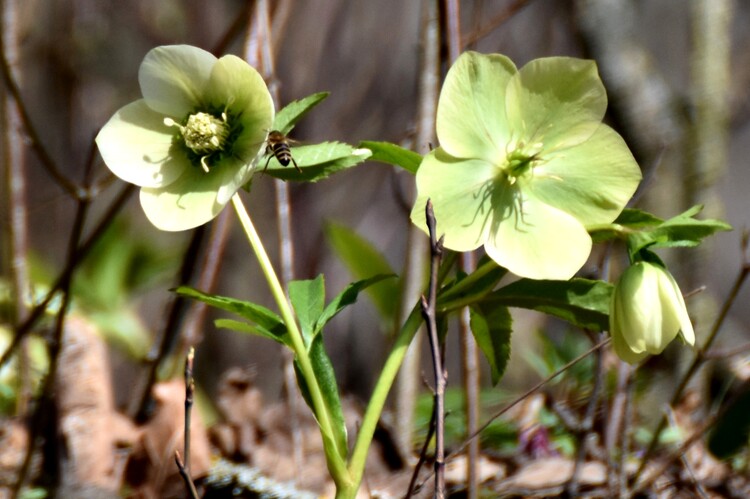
[0,17,82,199]
[453,338,610,461]
[2,0,31,415]
[565,332,605,497]
[421,199,446,498]
[175,451,199,499]
[394,0,439,461]
[175,348,199,499]
[458,251,480,499]
[631,375,750,495]
[0,184,135,372]
[134,225,207,422]
[606,361,633,494]
[462,0,533,48]
[211,0,255,56]
[666,408,710,499]
[405,402,438,498]
[248,0,305,475]
[633,243,750,481]
[182,207,233,348]
[414,338,613,493]
[12,175,92,497]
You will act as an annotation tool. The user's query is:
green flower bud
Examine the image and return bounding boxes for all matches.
[609,262,695,364]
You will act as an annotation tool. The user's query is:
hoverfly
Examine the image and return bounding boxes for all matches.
[263,130,301,173]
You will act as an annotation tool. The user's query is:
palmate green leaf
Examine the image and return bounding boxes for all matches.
[358,140,423,174]
[469,303,512,385]
[273,91,330,135]
[175,286,288,343]
[288,276,326,346]
[484,278,612,331]
[325,222,399,323]
[315,274,396,336]
[627,205,732,255]
[294,335,348,461]
[262,142,371,182]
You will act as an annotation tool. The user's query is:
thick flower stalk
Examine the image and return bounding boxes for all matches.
[610,261,695,364]
[411,51,642,280]
[96,45,274,231]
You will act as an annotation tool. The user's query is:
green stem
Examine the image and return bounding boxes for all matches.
[347,255,501,494]
[231,194,351,490]
[349,304,424,491]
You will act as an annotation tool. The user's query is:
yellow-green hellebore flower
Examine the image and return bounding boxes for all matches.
[609,262,695,364]
[96,45,274,231]
[411,51,642,279]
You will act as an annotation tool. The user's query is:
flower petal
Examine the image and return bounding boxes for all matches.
[205,55,274,161]
[411,149,496,252]
[529,125,642,226]
[139,45,216,116]
[216,156,254,205]
[505,57,606,152]
[95,100,188,188]
[485,196,592,280]
[659,267,695,346]
[139,165,236,231]
[437,51,517,161]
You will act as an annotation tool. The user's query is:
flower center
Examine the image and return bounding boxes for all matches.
[165,111,230,172]
[502,142,543,185]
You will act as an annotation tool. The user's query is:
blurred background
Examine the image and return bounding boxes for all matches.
[1,0,749,432]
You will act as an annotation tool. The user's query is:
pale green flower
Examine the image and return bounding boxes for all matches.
[609,262,695,364]
[411,51,642,279]
[96,45,274,231]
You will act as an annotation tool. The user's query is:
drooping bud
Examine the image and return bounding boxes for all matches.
[609,262,695,364]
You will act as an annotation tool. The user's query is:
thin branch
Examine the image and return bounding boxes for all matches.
[462,0,533,48]
[564,332,605,497]
[175,348,199,499]
[414,338,613,493]
[249,0,305,475]
[633,243,750,481]
[134,225,207,421]
[394,0,440,461]
[458,251,480,499]
[181,206,233,348]
[405,401,438,498]
[606,361,633,495]
[0,184,135,372]
[12,176,92,497]
[421,199,446,498]
[452,338,610,462]
[175,451,199,499]
[631,375,750,495]
[211,0,255,56]
[0,22,82,199]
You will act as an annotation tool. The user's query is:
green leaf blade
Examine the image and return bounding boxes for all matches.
[358,140,423,174]
[263,142,371,182]
[288,276,326,344]
[294,336,348,461]
[486,278,612,331]
[176,286,287,339]
[273,92,330,135]
[215,318,287,345]
[469,304,512,385]
[325,222,399,322]
[315,274,397,336]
